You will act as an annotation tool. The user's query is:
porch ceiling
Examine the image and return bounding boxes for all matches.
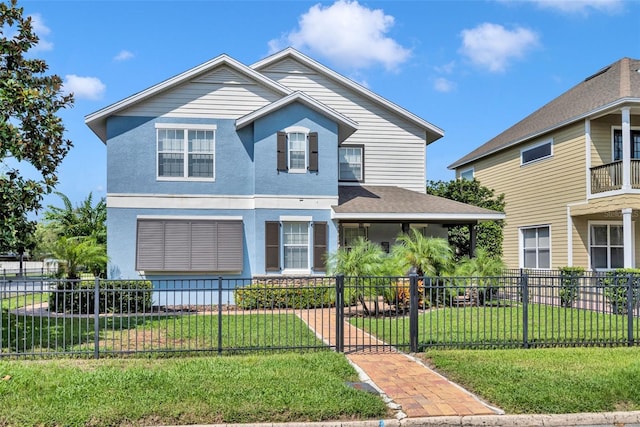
[331,186,505,222]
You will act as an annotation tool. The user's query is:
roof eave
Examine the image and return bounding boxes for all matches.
[449,97,640,170]
[331,211,506,221]
[85,54,292,144]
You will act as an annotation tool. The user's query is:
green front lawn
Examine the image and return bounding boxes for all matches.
[422,347,640,414]
[0,352,388,426]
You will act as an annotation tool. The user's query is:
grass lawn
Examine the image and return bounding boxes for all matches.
[420,346,640,414]
[0,352,388,426]
[351,304,639,349]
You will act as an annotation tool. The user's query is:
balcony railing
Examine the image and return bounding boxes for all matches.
[590,160,640,194]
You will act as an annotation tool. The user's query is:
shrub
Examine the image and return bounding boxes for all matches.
[597,269,640,315]
[234,279,334,310]
[558,266,585,308]
[49,280,153,314]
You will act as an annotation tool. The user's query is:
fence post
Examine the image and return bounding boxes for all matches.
[627,274,634,347]
[93,276,100,359]
[521,271,529,349]
[218,277,223,355]
[335,274,344,353]
[409,273,419,353]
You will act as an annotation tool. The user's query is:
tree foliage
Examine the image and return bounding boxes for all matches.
[43,192,106,244]
[426,179,506,260]
[0,0,74,253]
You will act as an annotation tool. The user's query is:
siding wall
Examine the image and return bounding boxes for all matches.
[467,122,586,269]
[259,58,428,193]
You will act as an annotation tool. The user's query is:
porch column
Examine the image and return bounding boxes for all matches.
[401,222,410,234]
[622,208,633,268]
[622,107,631,190]
[469,223,477,257]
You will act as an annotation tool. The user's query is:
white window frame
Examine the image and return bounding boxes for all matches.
[521,139,553,166]
[459,168,474,180]
[156,123,216,181]
[519,225,551,269]
[341,223,368,248]
[588,221,633,270]
[284,126,309,174]
[339,145,364,182]
[280,215,312,273]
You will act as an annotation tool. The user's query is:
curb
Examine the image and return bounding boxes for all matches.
[165,411,640,427]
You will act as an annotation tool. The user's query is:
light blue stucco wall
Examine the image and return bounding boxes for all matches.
[106,102,341,280]
[107,116,255,195]
[254,103,339,197]
[108,207,338,280]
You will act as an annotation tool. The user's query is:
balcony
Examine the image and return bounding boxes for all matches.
[590,160,640,194]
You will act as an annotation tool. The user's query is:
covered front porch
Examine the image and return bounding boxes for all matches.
[570,201,639,270]
[332,185,505,254]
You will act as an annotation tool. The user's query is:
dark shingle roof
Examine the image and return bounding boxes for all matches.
[449,57,640,169]
[332,186,504,221]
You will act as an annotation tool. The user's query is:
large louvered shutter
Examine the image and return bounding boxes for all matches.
[308,132,318,172]
[136,219,243,272]
[265,221,280,271]
[312,222,327,271]
[277,131,287,171]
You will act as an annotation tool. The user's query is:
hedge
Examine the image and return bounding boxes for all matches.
[234,279,335,310]
[49,280,153,314]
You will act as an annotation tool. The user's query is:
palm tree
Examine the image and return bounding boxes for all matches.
[44,192,106,244]
[51,236,107,279]
[326,237,388,315]
[454,248,505,304]
[392,229,453,277]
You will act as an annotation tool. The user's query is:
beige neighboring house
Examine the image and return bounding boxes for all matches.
[449,57,640,271]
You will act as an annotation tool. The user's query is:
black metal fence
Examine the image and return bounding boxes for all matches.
[2,271,640,358]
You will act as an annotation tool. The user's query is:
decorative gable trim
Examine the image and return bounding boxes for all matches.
[235,91,358,142]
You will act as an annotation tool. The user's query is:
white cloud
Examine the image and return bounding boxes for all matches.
[114,50,134,61]
[28,14,53,52]
[269,0,410,71]
[459,23,540,72]
[529,0,623,14]
[434,77,456,93]
[63,75,106,100]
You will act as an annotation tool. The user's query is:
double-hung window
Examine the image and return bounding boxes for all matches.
[265,220,327,273]
[156,124,216,180]
[590,223,624,270]
[277,127,318,173]
[521,226,550,269]
[339,146,363,181]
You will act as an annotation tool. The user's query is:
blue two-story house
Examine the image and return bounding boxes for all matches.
[85,48,503,280]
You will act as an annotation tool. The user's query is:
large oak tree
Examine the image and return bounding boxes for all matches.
[0,0,74,253]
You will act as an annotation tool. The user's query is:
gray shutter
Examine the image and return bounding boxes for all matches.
[217,221,243,271]
[313,222,327,272]
[190,221,217,271]
[136,220,165,271]
[277,131,287,171]
[308,132,318,172]
[265,221,280,271]
[163,221,191,270]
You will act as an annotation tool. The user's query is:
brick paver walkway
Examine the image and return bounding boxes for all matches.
[297,308,500,418]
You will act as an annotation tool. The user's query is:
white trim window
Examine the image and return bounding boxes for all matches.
[521,139,553,166]
[287,132,307,172]
[283,222,310,271]
[156,124,216,180]
[339,146,364,181]
[459,168,474,181]
[521,225,550,269]
[590,223,624,270]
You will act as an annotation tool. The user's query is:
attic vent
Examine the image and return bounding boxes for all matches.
[584,66,610,82]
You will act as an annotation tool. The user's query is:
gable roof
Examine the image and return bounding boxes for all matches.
[449,57,640,169]
[251,48,444,145]
[332,185,505,221]
[235,91,358,142]
[85,54,292,143]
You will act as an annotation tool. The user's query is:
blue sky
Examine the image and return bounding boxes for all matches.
[10,0,640,213]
